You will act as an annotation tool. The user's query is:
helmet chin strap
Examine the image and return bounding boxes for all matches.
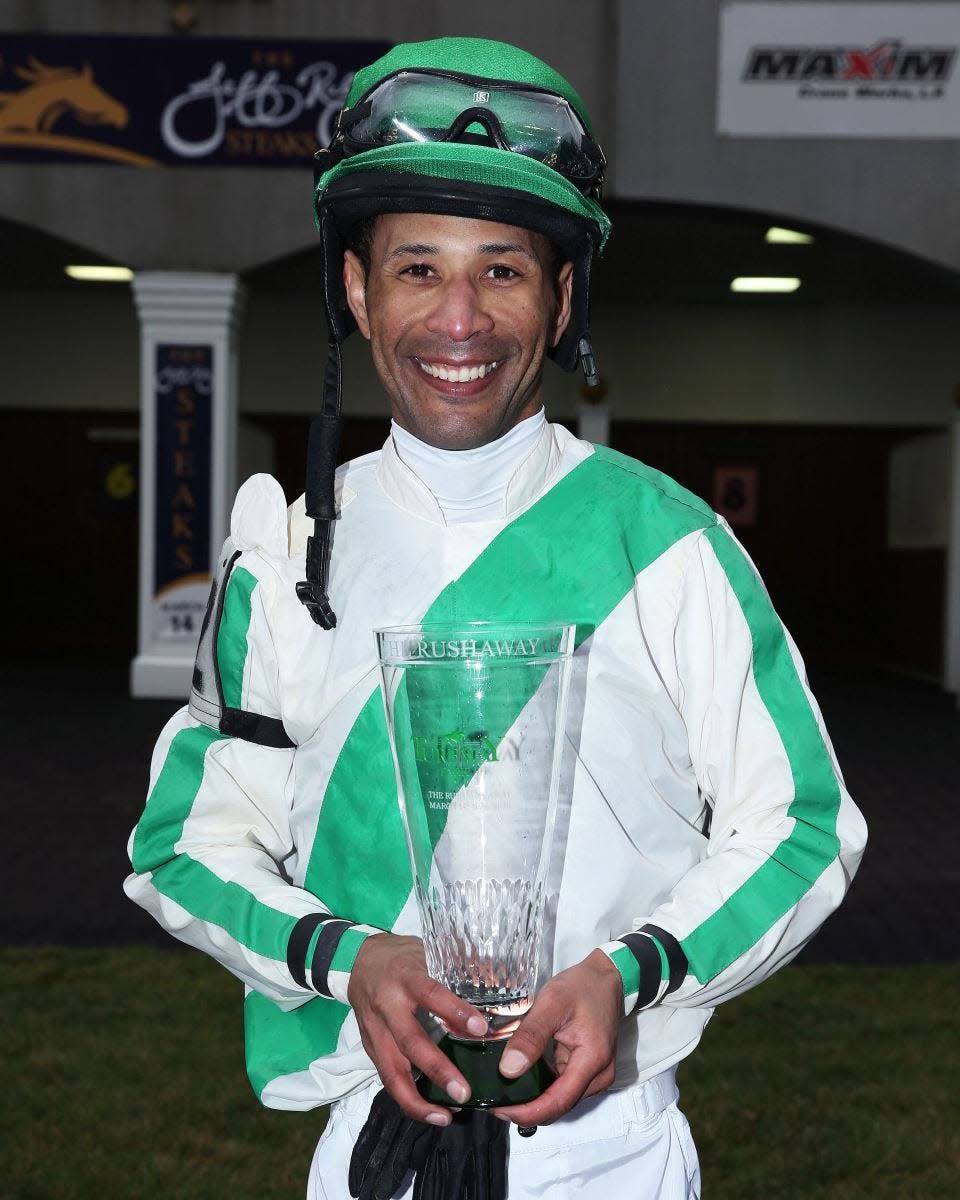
[296,342,342,628]
[301,175,603,630]
[578,336,599,388]
[296,320,599,632]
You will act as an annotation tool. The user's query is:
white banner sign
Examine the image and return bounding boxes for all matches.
[718,2,960,137]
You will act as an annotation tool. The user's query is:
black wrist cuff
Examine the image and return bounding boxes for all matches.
[287,912,355,995]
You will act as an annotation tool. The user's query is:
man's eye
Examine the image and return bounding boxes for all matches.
[487,264,520,280]
[401,263,434,278]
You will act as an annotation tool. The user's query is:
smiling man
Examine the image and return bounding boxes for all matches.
[343,214,572,451]
[125,37,866,1200]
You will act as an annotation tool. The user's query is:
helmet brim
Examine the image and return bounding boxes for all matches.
[316,142,610,251]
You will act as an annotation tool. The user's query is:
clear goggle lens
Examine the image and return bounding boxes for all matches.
[338,70,605,193]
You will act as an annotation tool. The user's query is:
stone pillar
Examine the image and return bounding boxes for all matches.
[130,272,247,699]
[577,401,610,447]
[945,396,960,704]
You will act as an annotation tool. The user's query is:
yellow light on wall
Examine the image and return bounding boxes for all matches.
[65,265,134,282]
[730,276,801,293]
[765,226,814,245]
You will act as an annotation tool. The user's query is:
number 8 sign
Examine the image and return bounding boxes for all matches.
[712,466,758,528]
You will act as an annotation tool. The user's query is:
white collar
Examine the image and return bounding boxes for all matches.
[377,415,562,526]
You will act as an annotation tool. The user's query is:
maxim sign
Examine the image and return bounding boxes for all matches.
[718,3,960,137]
[743,42,956,86]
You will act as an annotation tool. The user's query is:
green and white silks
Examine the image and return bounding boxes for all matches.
[125,422,866,1110]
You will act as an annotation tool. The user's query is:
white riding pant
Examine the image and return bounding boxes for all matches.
[306,1069,701,1200]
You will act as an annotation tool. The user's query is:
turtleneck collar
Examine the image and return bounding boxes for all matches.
[379,409,561,525]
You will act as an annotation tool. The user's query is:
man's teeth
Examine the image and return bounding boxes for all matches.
[418,360,499,382]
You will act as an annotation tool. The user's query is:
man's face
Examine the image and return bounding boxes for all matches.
[343,213,573,450]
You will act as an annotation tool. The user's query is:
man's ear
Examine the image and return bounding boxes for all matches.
[551,261,574,348]
[343,250,371,340]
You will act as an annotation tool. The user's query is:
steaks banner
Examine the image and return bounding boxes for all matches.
[152,343,213,645]
[0,33,390,166]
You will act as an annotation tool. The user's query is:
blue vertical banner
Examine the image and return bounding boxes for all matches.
[153,344,212,642]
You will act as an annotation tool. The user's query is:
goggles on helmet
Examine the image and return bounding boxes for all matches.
[329,69,606,198]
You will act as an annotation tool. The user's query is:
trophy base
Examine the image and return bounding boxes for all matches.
[418,1034,556,1109]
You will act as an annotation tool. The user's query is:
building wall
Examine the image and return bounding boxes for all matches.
[1,3,956,675]
[615,0,960,274]
[0,0,617,271]
[2,1,960,273]
[2,287,955,429]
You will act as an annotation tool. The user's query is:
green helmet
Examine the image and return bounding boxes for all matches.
[298,38,611,628]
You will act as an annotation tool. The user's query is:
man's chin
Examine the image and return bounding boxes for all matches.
[396,388,510,450]
[407,423,497,451]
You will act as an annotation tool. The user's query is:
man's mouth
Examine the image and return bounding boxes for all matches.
[415,358,501,383]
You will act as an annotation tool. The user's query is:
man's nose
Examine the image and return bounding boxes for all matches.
[423,275,495,341]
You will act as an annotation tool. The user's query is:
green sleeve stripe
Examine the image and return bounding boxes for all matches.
[650,935,670,982]
[150,856,299,960]
[680,525,843,984]
[607,944,641,1000]
[304,922,325,974]
[132,724,298,962]
[131,725,226,873]
[217,566,258,709]
[329,925,371,976]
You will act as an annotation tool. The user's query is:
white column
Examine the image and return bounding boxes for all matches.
[577,379,611,446]
[577,401,610,447]
[130,272,247,699]
[945,398,960,703]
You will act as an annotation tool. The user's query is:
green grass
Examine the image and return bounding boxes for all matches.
[4,949,957,1199]
[4,948,320,1200]
[678,964,959,1198]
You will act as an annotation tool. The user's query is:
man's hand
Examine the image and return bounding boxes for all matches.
[492,949,624,1128]
[347,933,489,1125]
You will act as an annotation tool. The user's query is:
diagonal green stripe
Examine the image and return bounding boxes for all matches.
[308,448,715,926]
[133,725,299,962]
[244,988,346,1098]
[218,566,257,709]
[243,448,717,1085]
[680,525,843,984]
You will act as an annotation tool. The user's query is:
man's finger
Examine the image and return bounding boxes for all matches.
[581,1060,617,1099]
[490,1077,583,1127]
[497,994,568,1079]
[417,976,489,1039]
[492,1046,600,1126]
[373,1039,456,1126]
[553,1043,571,1074]
[390,1013,475,1107]
[365,1005,474,1108]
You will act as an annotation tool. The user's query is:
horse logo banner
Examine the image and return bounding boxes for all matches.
[0,34,390,167]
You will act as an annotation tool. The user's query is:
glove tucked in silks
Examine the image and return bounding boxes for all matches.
[411,1108,508,1200]
[348,1088,508,1200]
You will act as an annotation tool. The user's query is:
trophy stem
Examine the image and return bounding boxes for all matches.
[417,1035,556,1109]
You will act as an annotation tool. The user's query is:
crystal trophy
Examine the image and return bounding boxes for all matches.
[375,622,575,1108]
